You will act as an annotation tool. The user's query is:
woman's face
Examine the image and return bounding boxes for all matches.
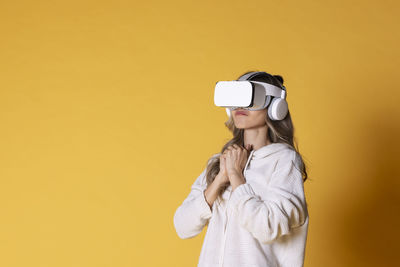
[232,108,267,129]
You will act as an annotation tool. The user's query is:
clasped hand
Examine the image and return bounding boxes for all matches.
[219,144,252,190]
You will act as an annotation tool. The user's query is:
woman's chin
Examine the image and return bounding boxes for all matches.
[234,123,247,129]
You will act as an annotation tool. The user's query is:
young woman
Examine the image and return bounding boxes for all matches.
[173,71,309,267]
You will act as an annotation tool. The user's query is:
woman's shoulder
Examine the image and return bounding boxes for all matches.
[272,146,303,172]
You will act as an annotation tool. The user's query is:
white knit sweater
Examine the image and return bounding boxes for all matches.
[173,143,309,267]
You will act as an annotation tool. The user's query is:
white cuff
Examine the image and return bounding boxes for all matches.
[230,183,256,210]
[194,188,213,220]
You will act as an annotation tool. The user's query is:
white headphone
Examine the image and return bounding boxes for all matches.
[226,71,288,121]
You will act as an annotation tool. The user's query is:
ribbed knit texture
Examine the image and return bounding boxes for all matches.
[174,143,309,267]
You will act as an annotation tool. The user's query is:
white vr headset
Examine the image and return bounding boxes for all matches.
[213,71,289,121]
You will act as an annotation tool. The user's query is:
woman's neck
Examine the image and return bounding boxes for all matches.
[243,125,270,151]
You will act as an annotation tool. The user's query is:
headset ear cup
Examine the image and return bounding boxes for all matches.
[268,98,288,120]
[226,108,231,117]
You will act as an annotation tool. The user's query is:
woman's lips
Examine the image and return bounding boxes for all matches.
[235,111,248,116]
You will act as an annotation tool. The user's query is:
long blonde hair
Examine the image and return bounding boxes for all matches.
[205,71,309,203]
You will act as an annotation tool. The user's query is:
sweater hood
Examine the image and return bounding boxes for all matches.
[242,142,292,179]
[249,142,291,160]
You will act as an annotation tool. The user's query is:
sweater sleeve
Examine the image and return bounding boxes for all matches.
[229,151,308,244]
[173,167,213,239]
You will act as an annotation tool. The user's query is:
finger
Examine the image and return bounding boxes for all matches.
[232,144,242,152]
[244,144,250,152]
[234,144,243,153]
[233,144,243,150]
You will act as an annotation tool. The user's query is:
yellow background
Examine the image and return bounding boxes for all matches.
[1,0,399,266]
